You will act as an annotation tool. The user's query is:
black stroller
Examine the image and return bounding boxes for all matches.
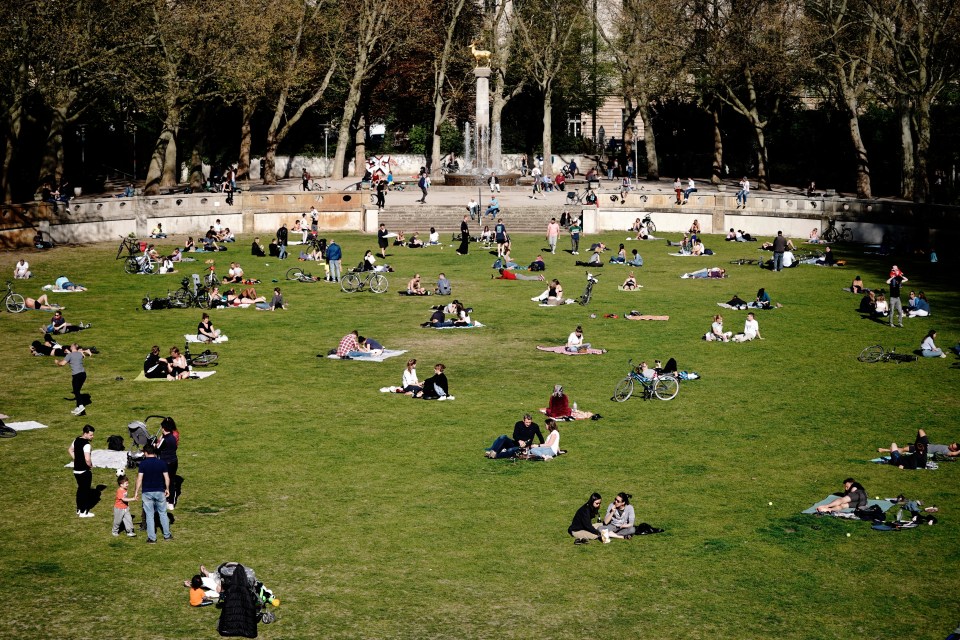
[126,414,167,468]
[217,562,279,636]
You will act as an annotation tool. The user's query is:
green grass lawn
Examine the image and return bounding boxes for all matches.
[1,230,958,639]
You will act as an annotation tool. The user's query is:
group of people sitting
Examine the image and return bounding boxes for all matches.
[422,300,473,327]
[143,345,192,380]
[398,359,453,400]
[207,286,285,310]
[406,273,451,296]
[484,413,560,460]
[704,312,763,342]
[334,329,386,359]
[725,228,757,242]
[568,492,662,543]
[608,244,644,266]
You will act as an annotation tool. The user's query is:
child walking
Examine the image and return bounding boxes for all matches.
[112,475,138,537]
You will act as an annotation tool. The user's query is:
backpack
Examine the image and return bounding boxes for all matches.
[107,435,125,451]
[854,504,884,522]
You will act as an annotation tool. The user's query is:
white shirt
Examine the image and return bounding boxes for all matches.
[744,318,759,338]
[687,179,695,189]
[740,179,750,192]
[14,261,29,277]
[429,231,439,244]
[921,336,937,351]
[402,368,418,387]
[782,251,794,268]
[541,430,560,455]
[567,332,583,348]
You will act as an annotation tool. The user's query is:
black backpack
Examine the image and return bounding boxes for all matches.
[107,435,125,451]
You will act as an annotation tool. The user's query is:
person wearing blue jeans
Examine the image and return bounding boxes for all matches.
[920,329,946,358]
[736,177,750,207]
[682,177,697,203]
[325,240,342,283]
[485,414,544,458]
[134,443,172,542]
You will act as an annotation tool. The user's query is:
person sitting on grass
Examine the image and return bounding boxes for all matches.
[401,359,423,397]
[691,238,706,256]
[920,329,946,358]
[436,273,452,295]
[251,237,266,257]
[873,291,889,317]
[528,255,546,271]
[167,346,189,380]
[24,294,62,311]
[40,310,88,334]
[182,565,222,607]
[748,288,772,310]
[565,325,590,352]
[545,384,572,419]
[732,312,763,342]
[427,227,440,245]
[815,246,837,266]
[143,345,169,379]
[451,302,472,327]
[597,492,636,539]
[421,307,452,328]
[575,248,603,267]
[350,335,384,357]
[492,268,545,281]
[704,314,731,342]
[336,330,361,358]
[14,259,31,279]
[626,249,643,267]
[485,413,545,459]
[532,279,564,305]
[851,275,867,294]
[610,244,627,264]
[816,478,867,513]
[407,233,424,249]
[621,272,639,291]
[406,274,428,296]
[420,363,452,400]
[528,419,560,460]
[197,313,220,342]
[908,291,930,317]
[569,492,604,544]
[256,287,286,311]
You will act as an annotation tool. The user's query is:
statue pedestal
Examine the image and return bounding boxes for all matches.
[474,67,491,173]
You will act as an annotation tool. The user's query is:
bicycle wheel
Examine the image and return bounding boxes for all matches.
[646,221,656,235]
[613,378,634,402]
[143,259,158,275]
[191,352,218,366]
[822,228,838,243]
[370,274,389,293]
[654,376,679,401]
[170,289,192,308]
[858,345,884,363]
[6,293,25,313]
[204,272,218,288]
[124,256,140,274]
[286,267,304,281]
[340,273,362,293]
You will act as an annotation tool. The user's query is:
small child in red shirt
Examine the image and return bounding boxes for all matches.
[111,475,138,537]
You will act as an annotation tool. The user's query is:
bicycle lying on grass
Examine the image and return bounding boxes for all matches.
[2,281,26,313]
[613,359,679,402]
[286,267,319,283]
[340,270,388,294]
[858,345,918,363]
[183,341,218,367]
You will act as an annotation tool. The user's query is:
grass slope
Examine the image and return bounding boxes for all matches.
[0,231,958,639]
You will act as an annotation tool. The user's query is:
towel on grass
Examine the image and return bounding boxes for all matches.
[326,349,407,362]
[668,252,706,257]
[64,449,127,470]
[537,408,595,420]
[536,345,606,355]
[617,285,643,291]
[538,301,576,307]
[43,286,84,293]
[624,314,669,321]
[430,322,485,329]
[7,421,48,431]
[184,334,229,344]
[135,370,217,381]
[802,496,895,515]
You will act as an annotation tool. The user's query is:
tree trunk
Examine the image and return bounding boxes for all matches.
[237,98,255,181]
[354,114,366,177]
[541,88,552,174]
[1,103,23,203]
[334,76,365,178]
[913,95,931,203]
[638,99,659,180]
[430,91,444,177]
[263,129,278,186]
[144,105,181,195]
[752,116,769,191]
[898,96,914,201]
[843,93,871,199]
[39,103,70,186]
[710,104,723,185]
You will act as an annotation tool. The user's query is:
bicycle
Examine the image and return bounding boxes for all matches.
[822,218,853,243]
[613,360,680,402]
[169,275,211,309]
[340,270,388,294]
[302,180,323,192]
[578,272,598,306]
[286,267,319,282]
[566,189,598,206]
[2,281,26,313]
[183,341,218,367]
[729,257,759,266]
[117,236,157,274]
[858,345,918,363]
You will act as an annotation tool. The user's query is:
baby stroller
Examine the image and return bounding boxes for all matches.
[217,562,279,636]
[126,414,167,468]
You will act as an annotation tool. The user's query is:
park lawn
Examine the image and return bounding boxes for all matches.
[0,228,958,639]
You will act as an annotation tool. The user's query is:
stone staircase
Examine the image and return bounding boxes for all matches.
[373,205,570,233]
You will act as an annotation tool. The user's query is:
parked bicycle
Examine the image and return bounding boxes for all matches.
[2,281,26,313]
[613,360,680,402]
[301,180,323,192]
[565,188,598,206]
[858,345,918,363]
[340,270,388,294]
[117,236,158,274]
[169,275,211,309]
[286,267,319,283]
[822,218,853,243]
[578,272,598,306]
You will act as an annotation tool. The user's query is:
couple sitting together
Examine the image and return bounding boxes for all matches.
[400,359,453,400]
[484,414,560,460]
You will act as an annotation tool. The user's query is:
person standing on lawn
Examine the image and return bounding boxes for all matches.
[68,424,96,518]
[57,343,88,416]
[457,216,470,255]
[134,443,173,543]
[546,217,560,254]
[886,266,908,328]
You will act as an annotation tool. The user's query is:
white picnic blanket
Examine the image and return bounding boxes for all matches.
[668,252,706,257]
[184,334,229,343]
[64,449,128,470]
[43,285,84,293]
[7,421,48,431]
[326,349,407,362]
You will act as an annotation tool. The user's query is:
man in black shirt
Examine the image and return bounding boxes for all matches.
[68,425,96,517]
[886,266,908,327]
[772,231,788,271]
[484,414,545,459]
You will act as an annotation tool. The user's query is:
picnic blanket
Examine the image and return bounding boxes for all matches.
[64,449,127,470]
[668,252,706,257]
[135,370,217,381]
[536,345,606,355]
[428,322,485,329]
[870,456,937,469]
[538,300,576,307]
[617,285,643,291]
[6,421,48,431]
[184,334,229,343]
[43,286,84,293]
[624,314,669,321]
[802,496,895,515]
[326,349,407,362]
[537,408,595,420]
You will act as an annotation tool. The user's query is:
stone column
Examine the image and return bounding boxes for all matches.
[474,67,491,173]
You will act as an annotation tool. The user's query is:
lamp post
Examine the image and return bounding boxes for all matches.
[77,124,86,179]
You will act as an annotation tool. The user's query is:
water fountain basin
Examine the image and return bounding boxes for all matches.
[443,173,522,187]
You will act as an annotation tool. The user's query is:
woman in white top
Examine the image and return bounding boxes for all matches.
[920,330,945,358]
[705,314,731,342]
[528,419,560,459]
[427,227,440,245]
[401,359,422,396]
[565,325,590,352]
[13,259,30,279]
[597,492,636,539]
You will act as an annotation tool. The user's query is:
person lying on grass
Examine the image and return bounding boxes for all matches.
[485,413,545,458]
[421,308,452,328]
[622,272,639,290]
[225,288,266,306]
[492,268,544,281]
[24,294,62,311]
[54,276,87,291]
[879,429,959,460]
[681,267,726,279]
[815,478,867,513]
[31,334,97,357]
[880,433,929,470]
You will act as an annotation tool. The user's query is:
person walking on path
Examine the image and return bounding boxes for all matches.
[416,169,429,204]
[68,424,96,518]
[886,266,908,327]
[457,216,470,255]
[57,343,88,416]
[134,443,173,543]
[377,223,389,259]
[546,217,560,254]
[772,231,788,272]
